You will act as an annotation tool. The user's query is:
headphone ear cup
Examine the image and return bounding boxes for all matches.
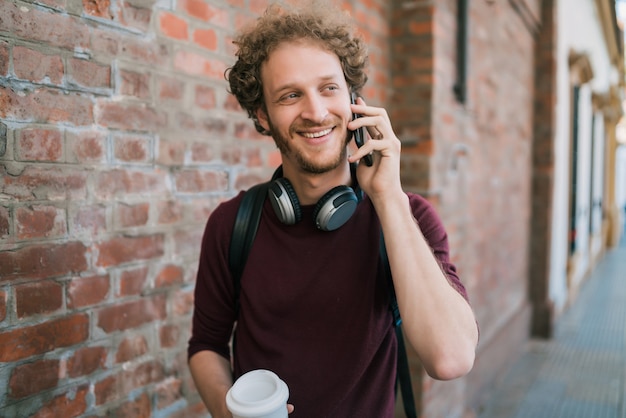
[268,178,302,225]
[313,186,358,231]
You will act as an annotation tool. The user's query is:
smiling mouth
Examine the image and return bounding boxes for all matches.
[300,128,333,138]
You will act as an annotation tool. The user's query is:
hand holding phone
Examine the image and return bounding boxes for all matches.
[350,92,373,167]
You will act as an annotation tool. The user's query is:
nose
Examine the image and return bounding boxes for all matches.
[300,94,329,123]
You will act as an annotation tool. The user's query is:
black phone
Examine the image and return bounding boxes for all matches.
[350,92,373,166]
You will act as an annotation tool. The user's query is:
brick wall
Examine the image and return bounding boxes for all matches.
[0,0,390,417]
[390,0,539,415]
[1,0,542,416]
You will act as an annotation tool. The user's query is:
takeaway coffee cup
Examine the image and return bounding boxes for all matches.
[226,369,289,418]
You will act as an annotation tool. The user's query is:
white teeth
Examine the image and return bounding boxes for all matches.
[302,128,332,138]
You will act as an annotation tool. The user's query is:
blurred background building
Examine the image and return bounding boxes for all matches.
[0,0,624,417]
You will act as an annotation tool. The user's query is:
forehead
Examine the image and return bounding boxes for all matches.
[260,40,345,92]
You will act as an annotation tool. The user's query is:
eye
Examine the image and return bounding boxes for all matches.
[278,92,300,104]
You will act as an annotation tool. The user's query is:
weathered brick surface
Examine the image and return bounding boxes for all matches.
[9,359,60,399]
[0,314,89,362]
[0,0,544,416]
[14,279,63,318]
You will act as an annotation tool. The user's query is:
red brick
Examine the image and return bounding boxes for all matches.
[409,20,432,36]
[172,288,194,316]
[15,280,63,318]
[173,50,228,80]
[68,58,111,89]
[97,294,167,332]
[174,169,228,193]
[16,127,64,162]
[67,274,110,309]
[9,359,60,399]
[15,204,66,240]
[0,2,90,49]
[0,205,10,238]
[157,200,183,225]
[116,202,150,227]
[193,28,218,51]
[0,86,94,126]
[190,141,215,162]
[21,183,72,229]
[31,385,89,418]
[194,84,216,109]
[0,313,89,362]
[95,360,164,405]
[157,139,186,165]
[248,0,267,16]
[113,134,150,163]
[96,100,167,131]
[70,204,107,235]
[0,241,88,282]
[119,266,149,296]
[180,0,229,26]
[234,120,263,139]
[66,130,107,163]
[157,75,184,101]
[94,169,167,200]
[155,264,184,288]
[119,69,150,99]
[159,324,179,348]
[67,346,107,377]
[95,234,164,267]
[172,228,203,260]
[89,27,122,56]
[115,334,148,363]
[110,393,151,418]
[224,93,241,111]
[117,3,152,32]
[13,46,64,84]
[118,38,169,66]
[83,0,111,18]
[190,197,215,223]
[159,12,188,40]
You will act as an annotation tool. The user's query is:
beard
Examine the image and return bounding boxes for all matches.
[267,117,351,174]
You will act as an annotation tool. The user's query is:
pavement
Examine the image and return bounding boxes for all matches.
[477,230,626,418]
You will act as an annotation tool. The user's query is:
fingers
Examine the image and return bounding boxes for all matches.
[349,100,393,142]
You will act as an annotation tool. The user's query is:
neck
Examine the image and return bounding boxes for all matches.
[281,162,352,205]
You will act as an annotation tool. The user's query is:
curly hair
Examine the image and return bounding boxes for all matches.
[225,1,369,135]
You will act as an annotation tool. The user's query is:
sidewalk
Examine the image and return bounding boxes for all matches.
[478,233,626,418]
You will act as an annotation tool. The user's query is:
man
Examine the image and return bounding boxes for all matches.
[188,2,478,417]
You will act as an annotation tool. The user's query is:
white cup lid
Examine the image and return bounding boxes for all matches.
[226,369,289,418]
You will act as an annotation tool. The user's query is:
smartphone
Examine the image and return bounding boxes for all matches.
[350,92,373,166]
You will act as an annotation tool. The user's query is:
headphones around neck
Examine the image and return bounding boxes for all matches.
[267,165,362,231]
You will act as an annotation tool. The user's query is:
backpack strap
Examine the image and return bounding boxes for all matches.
[229,182,270,317]
[379,233,417,418]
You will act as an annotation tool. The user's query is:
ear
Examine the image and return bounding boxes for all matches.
[256,107,270,133]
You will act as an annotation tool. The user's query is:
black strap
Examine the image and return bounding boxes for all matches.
[379,232,417,418]
[229,182,270,316]
[229,184,417,417]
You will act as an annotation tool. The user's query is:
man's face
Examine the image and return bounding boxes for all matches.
[256,40,352,174]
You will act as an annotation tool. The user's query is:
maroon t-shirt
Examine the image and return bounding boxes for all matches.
[188,191,465,418]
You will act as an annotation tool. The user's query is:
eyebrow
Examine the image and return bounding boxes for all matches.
[270,75,341,97]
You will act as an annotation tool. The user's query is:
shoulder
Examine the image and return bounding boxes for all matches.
[201,191,246,243]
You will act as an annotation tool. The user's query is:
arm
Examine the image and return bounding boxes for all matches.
[376,193,477,380]
[189,351,234,418]
[349,98,478,380]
